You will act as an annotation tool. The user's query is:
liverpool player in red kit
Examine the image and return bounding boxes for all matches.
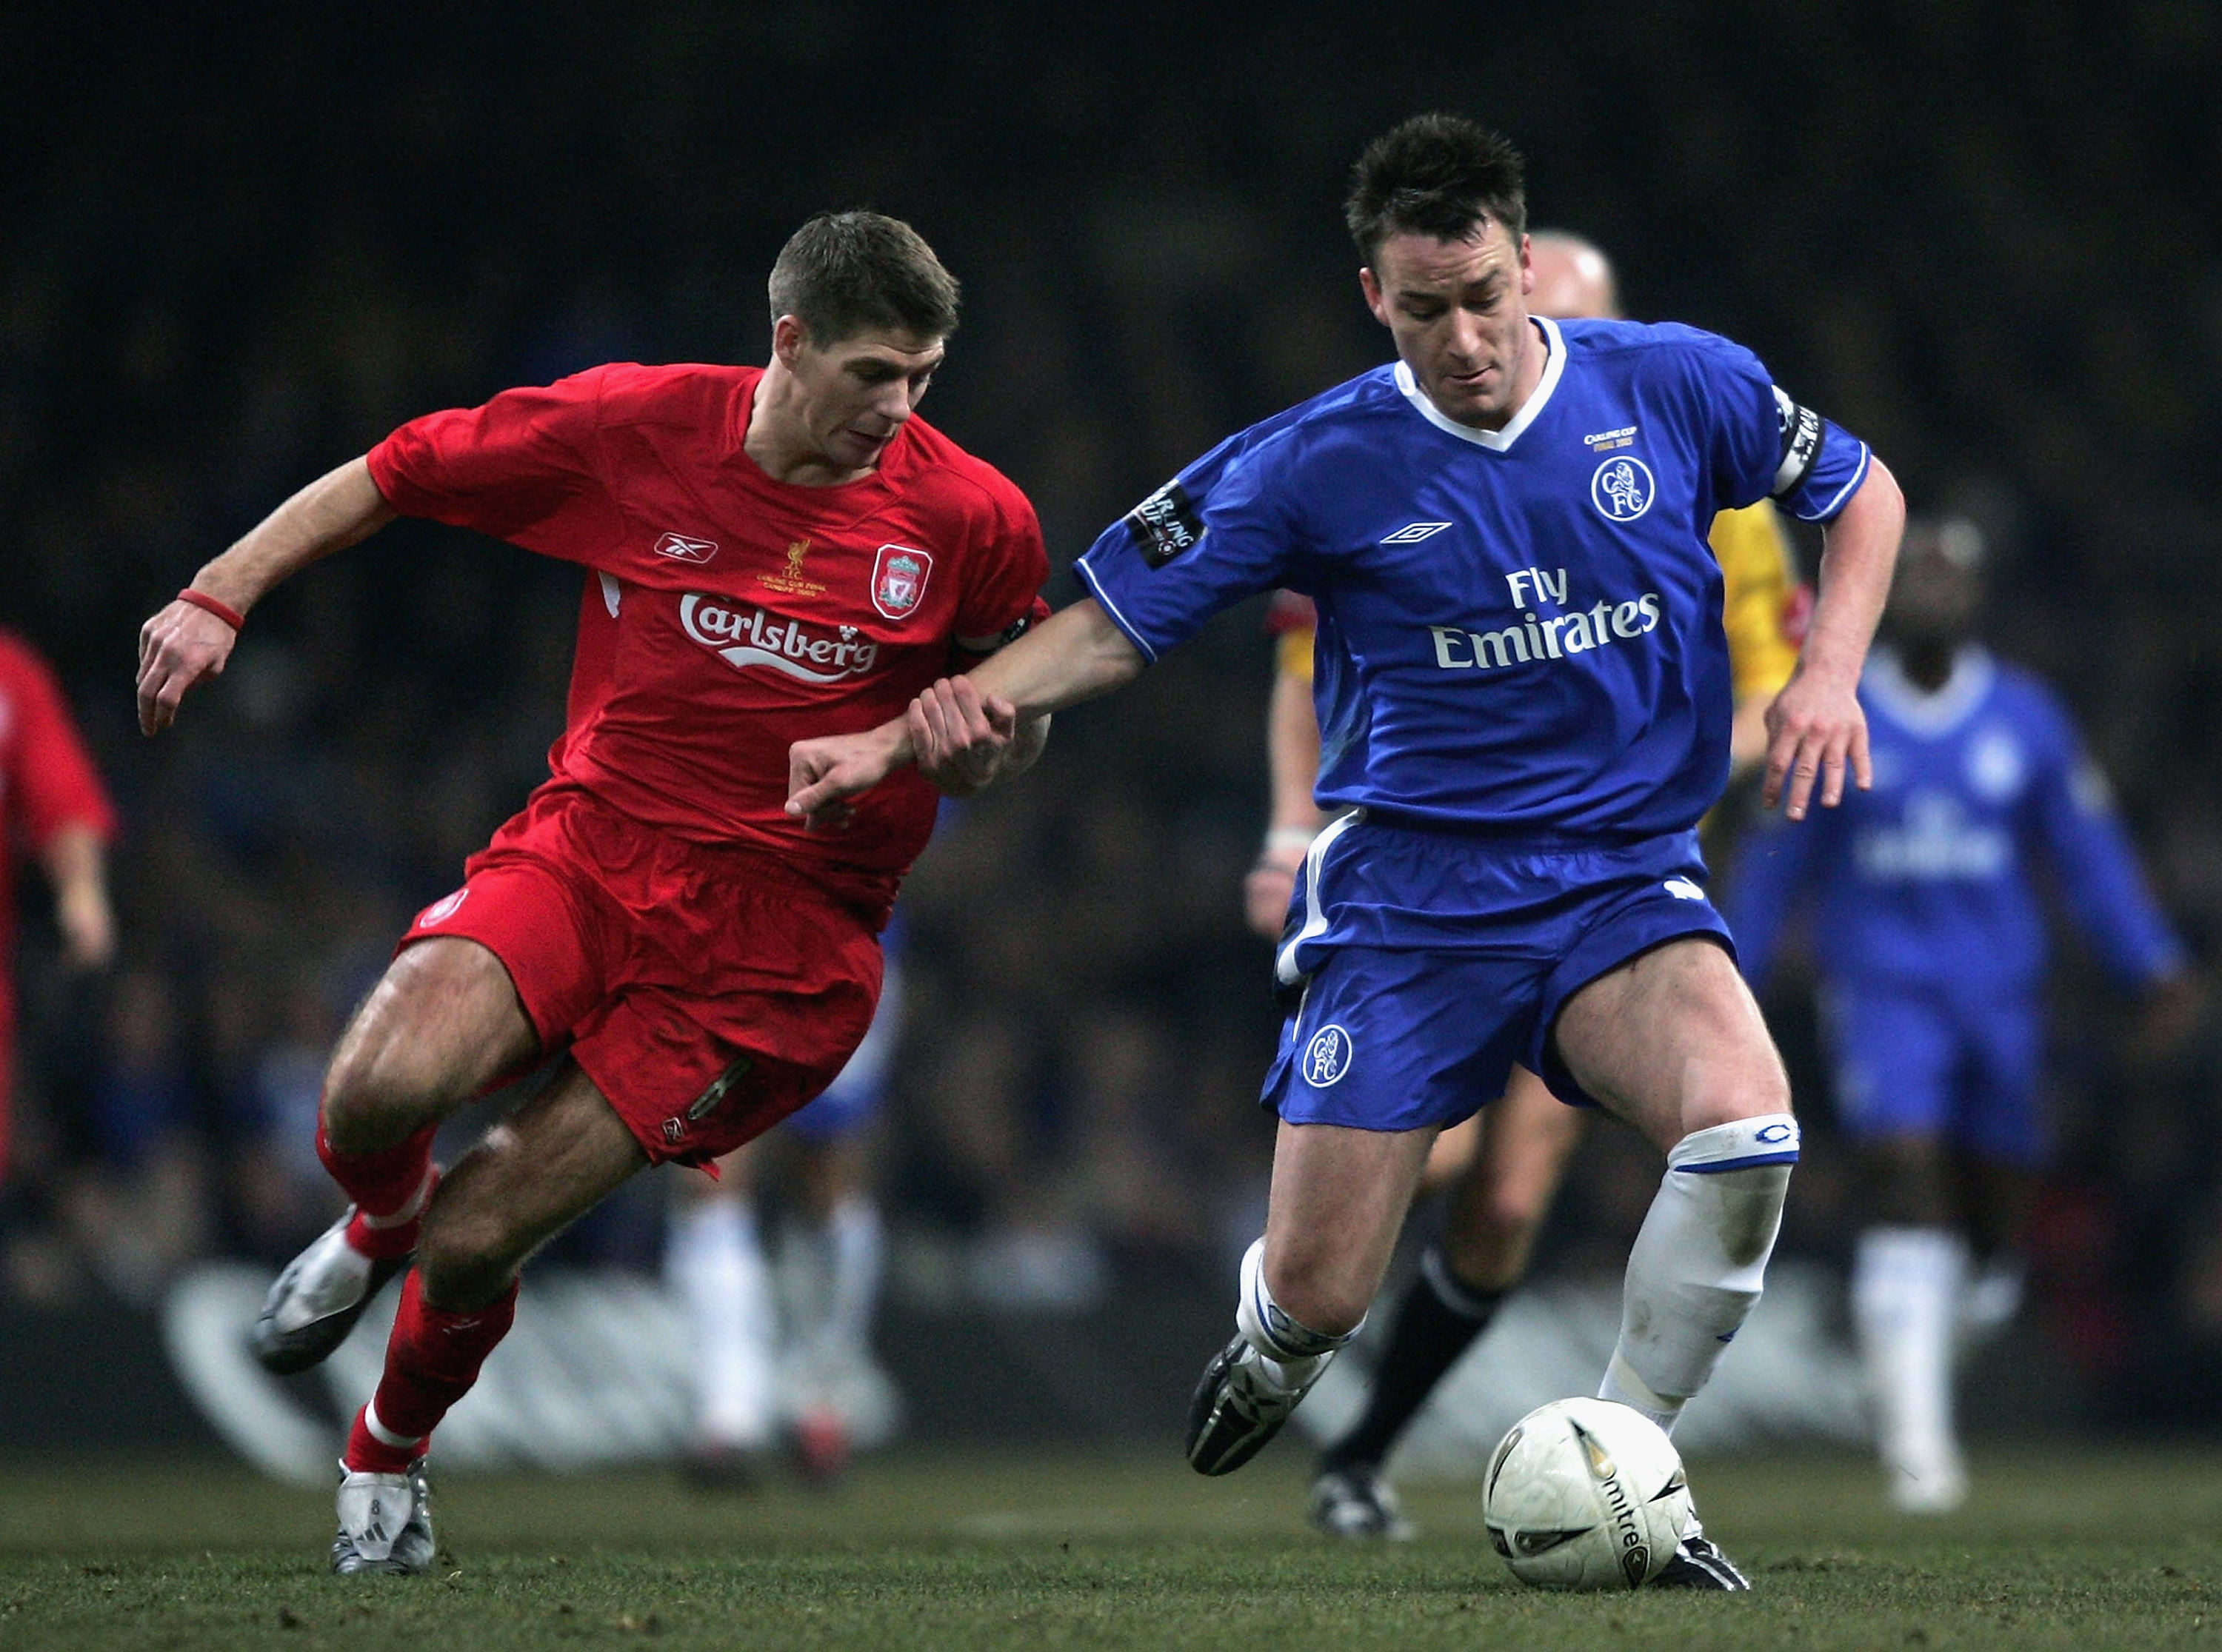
[136,213,1048,1574]
[0,630,119,1180]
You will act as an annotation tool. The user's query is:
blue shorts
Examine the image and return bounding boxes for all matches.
[1821,980,2043,1166]
[1263,815,1732,1132]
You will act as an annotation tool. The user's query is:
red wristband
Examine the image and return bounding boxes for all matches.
[176,589,244,630]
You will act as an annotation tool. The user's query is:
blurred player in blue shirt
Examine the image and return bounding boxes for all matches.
[790,114,1906,1588]
[1729,517,2189,1511]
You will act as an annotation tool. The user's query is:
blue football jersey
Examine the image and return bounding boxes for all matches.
[1076,316,1871,840]
[1727,646,2184,994]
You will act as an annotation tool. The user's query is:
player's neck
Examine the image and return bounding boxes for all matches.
[1896,637,1960,693]
[1498,315,1549,429]
[743,364,877,488]
[1429,315,1549,432]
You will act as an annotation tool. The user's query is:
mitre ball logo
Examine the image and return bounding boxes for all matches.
[872,544,933,620]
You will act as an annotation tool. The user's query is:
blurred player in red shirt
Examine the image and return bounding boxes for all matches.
[0,629,118,1179]
[136,212,1048,1574]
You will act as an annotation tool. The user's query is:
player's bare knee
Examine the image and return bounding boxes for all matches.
[1678,1043,1792,1140]
[416,1202,526,1311]
[319,1034,453,1151]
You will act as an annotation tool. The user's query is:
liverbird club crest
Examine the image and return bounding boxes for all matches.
[871,544,933,620]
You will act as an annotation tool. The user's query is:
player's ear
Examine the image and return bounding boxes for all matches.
[772,314,807,367]
[1358,266,1389,327]
[1518,235,1535,296]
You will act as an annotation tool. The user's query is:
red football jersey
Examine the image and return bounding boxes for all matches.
[367,364,1049,905]
[0,629,118,978]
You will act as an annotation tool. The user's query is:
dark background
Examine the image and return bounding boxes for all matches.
[4,1,2221,1438]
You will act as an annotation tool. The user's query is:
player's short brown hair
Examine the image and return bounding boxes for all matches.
[1344,114,1527,266]
[768,211,960,345]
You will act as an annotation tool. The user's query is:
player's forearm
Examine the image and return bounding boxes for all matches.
[1265,667,1328,835]
[40,820,105,900]
[959,600,1144,718]
[40,822,114,968]
[190,456,396,616]
[1795,459,1903,688]
[998,713,1051,782]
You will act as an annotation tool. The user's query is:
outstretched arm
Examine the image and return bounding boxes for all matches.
[788,599,1142,825]
[1761,458,1904,820]
[137,456,394,735]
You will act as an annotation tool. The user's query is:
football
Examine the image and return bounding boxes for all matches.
[1483,1398,1693,1590]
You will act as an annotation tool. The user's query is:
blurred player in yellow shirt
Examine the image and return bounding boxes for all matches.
[1246,232,1809,1539]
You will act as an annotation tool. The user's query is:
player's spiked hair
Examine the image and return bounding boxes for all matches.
[1344,114,1527,265]
[768,211,961,344]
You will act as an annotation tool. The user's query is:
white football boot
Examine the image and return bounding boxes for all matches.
[1886,1444,1969,1514]
[1309,1465,1416,1541]
[331,1460,436,1576]
[253,1207,413,1374]
[1186,1335,1324,1475]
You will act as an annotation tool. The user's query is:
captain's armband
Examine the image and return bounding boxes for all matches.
[1769,386,1826,500]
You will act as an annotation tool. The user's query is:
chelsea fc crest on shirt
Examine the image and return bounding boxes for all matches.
[1590,455,1655,522]
[871,544,933,620]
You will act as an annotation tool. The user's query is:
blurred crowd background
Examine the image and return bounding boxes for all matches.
[5,2,2222,1426]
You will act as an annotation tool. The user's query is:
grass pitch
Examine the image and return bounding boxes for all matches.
[1,1445,2218,1649]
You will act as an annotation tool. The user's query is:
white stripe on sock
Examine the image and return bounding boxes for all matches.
[361,1170,436,1229]
[363,1400,424,1451]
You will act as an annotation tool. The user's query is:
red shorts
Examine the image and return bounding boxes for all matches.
[401,783,884,1166]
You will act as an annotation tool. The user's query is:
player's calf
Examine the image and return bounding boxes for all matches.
[1187,1239,1361,1475]
[1600,1114,1800,1434]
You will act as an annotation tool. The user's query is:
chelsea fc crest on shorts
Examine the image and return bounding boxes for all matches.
[1303,1025,1354,1087]
[871,544,933,620]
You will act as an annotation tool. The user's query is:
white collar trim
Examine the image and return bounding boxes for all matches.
[1865,644,1996,734]
[1392,315,1565,452]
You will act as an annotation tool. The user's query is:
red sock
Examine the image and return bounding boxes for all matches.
[317,1122,436,1260]
[344,1270,518,1474]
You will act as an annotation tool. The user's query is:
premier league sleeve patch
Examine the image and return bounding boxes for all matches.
[1122,478,1204,568]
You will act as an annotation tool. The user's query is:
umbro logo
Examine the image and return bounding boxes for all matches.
[1381,521,1452,544]
[654,532,719,564]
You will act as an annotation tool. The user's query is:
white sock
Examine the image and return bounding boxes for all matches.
[1598,1114,1798,1434]
[1852,1225,1967,1474]
[1958,1252,2024,1351]
[1235,1237,1358,1394]
[822,1195,884,1365]
[667,1196,777,1448]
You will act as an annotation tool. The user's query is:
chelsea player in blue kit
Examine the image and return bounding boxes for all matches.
[1728,518,2189,1513]
[787,115,1906,1588]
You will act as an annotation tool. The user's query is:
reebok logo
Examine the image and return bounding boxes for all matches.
[654,532,719,565]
